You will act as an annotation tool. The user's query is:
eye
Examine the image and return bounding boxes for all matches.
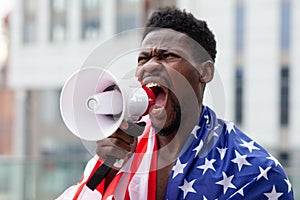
[138,55,149,65]
[138,51,152,63]
[161,53,180,60]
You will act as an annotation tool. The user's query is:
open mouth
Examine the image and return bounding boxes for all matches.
[145,82,168,116]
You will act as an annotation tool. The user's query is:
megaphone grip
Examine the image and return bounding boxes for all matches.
[124,121,146,137]
[86,122,146,190]
[86,156,116,190]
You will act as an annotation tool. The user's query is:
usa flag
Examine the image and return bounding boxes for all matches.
[164,106,294,199]
[57,106,294,199]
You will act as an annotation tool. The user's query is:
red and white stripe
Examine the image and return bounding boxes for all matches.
[57,119,158,200]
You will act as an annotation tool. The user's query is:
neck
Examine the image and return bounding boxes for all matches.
[156,105,202,169]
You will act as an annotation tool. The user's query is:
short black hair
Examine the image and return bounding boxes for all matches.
[143,7,217,62]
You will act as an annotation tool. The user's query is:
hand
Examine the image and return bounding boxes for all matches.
[96,122,141,167]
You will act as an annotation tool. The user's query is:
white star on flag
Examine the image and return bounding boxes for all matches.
[213,125,220,137]
[240,139,260,153]
[267,154,282,167]
[217,147,227,160]
[236,187,244,196]
[257,166,271,181]
[225,121,236,134]
[172,159,187,179]
[192,140,203,157]
[191,125,200,139]
[285,179,292,193]
[216,172,237,194]
[230,184,248,198]
[179,179,197,199]
[207,125,220,142]
[197,158,216,175]
[231,150,251,171]
[204,114,209,124]
[264,185,283,200]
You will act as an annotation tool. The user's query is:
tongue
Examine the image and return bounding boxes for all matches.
[142,85,156,115]
[155,92,167,107]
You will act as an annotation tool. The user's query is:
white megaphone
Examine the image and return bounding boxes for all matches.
[60,67,155,141]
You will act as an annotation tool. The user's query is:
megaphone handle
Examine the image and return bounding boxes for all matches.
[86,156,116,190]
[86,122,147,190]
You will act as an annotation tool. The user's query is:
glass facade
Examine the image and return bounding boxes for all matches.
[82,0,102,39]
[234,0,245,125]
[280,0,291,126]
[0,157,88,199]
[116,0,140,33]
[23,0,37,43]
[280,67,289,126]
[0,89,90,199]
[50,0,68,42]
[235,68,243,124]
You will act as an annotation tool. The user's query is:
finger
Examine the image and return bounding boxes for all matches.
[120,121,129,130]
[130,137,138,153]
[110,129,133,145]
[97,137,132,152]
[97,146,129,160]
[96,139,130,159]
[109,138,132,152]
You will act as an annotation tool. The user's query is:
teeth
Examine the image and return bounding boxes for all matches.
[152,107,164,113]
[146,82,161,88]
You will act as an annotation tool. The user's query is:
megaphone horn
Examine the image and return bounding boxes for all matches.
[60,67,155,141]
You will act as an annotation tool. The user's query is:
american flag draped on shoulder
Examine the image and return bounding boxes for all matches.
[57,106,294,200]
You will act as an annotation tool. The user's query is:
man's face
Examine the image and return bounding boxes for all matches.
[136,29,205,135]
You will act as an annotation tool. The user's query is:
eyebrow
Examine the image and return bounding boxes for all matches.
[138,49,169,56]
[138,51,150,56]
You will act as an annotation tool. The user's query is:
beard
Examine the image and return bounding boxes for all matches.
[152,93,181,136]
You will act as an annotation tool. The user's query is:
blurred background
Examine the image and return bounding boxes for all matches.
[0,0,299,199]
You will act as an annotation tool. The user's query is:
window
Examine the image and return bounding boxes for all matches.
[279,0,291,126]
[40,90,61,124]
[23,0,37,43]
[82,0,102,39]
[50,0,68,42]
[234,0,245,125]
[235,1,244,52]
[116,0,140,33]
[280,67,289,126]
[280,0,291,51]
[23,90,89,199]
[235,68,243,124]
[151,0,176,8]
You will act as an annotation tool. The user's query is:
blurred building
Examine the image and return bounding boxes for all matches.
[3,0,300,199]
[0,11,16,200]
[179,0,300,162]
[0,13,12,154]
[6,0,149,199]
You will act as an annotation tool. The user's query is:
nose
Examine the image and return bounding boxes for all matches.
[136,58,163,78]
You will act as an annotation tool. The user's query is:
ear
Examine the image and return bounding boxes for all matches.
[198,61,214,83]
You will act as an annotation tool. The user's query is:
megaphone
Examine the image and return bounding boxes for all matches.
[60,67,155,141]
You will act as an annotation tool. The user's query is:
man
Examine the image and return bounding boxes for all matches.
[58,8,294,199]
